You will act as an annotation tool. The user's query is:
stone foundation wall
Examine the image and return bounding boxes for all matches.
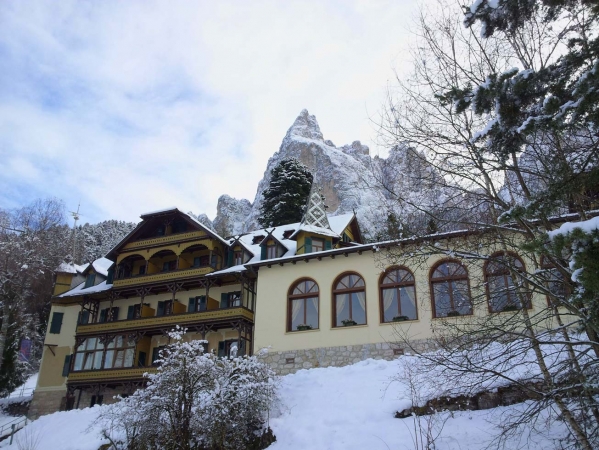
[76,387,122,409]
[29,390,66,419]
[260,339,437,375]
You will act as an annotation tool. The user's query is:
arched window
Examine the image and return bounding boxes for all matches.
[380,267,417,323]
[485,252,529,312]
[333,273,366,327]
[288,279,319,332]
[430,260,472,318]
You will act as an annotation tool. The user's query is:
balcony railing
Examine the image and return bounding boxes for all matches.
[76,307,254,335]
[112,266,214,288]
[68,366,157,383]
[122,231,207,251]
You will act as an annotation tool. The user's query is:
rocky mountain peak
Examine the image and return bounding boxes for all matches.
[285,109,324,142]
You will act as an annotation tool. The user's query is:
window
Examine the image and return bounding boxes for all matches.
[288,279,319,331]
[104,335,136,369]
[49,312,63,334]
[220,292,241,308]
[162,260,177,272]
[156,300,173,316]
[188,296,207,312]
[193,256,209,267]
[138,265,146,275]
[218,340,247,357]
[127,304,141,319]
[267,244,277,259]
[430,260,472,318]
[73,337,104,371]
[233,251,243,265]
[380,267,418,322]
[485,253,530,312]
[333,273,366,327]
[84,273,96,288]
[99,307,119,323]
[312,238,324,252]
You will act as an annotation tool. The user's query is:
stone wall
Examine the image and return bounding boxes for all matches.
[29,390,66,419]
[260,339,437,375]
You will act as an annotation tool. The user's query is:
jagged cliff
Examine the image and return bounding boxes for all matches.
[209,109,447,239]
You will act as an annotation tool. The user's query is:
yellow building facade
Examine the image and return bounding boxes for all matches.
[31,200,549,417]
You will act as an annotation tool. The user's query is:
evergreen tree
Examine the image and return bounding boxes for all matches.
[258,158,314,227]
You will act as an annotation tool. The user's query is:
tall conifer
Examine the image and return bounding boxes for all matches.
[258,159,313,227]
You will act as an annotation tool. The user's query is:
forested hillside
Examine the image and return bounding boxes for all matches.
[0,199,135,394]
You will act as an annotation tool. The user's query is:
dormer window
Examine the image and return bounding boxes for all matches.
[283,230,294,239]
[252,235,265,245]
[234,251,243,265]
[156,225,165,236]
[311,238,324,253]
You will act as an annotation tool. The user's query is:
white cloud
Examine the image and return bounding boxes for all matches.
[0,0,418,223]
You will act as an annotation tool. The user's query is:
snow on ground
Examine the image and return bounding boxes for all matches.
[0,359,568,450]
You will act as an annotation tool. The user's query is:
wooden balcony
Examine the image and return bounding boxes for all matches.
[112,266,214,288]
[68,366,157,384]
[76,307,255,336]
[122,231,207,251]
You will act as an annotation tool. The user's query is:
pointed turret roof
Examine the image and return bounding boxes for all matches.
[301,184,332,230]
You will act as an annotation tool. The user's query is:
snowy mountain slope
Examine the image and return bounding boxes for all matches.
[211,110,451,238]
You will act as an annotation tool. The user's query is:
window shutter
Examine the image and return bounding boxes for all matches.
[50,312,64,334]
[227,250,233,267]
[99,309,107,323]
[305,237,312,253]
[220,293,229,309]
[188,297,197,313]
[261,246,267,260]
[211,254,218,268]
[324,240,332,250]
[138,351,147,367]
[198,296,207,311]
[217,341,225,357]
[157,301,165,316]
[127,305,135,320]
[107,268,114,284]
[62,354,71,377]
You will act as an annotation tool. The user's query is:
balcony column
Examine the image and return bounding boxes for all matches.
[144,259,149,275]
[135,287,152,318]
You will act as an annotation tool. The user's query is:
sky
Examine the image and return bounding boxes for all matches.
[0,0,421,225]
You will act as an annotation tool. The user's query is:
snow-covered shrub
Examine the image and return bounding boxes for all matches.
[96,328,277,450]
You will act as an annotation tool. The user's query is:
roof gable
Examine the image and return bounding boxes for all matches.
[107,208,227,258]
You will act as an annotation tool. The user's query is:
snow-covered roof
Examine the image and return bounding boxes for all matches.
[75,263,88,274]
[290,224,340,239]
[139,206,178,217]
[55,262,77,274]
[90,257,114,277]
[57,280,112,298]
[224,213,354,271]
